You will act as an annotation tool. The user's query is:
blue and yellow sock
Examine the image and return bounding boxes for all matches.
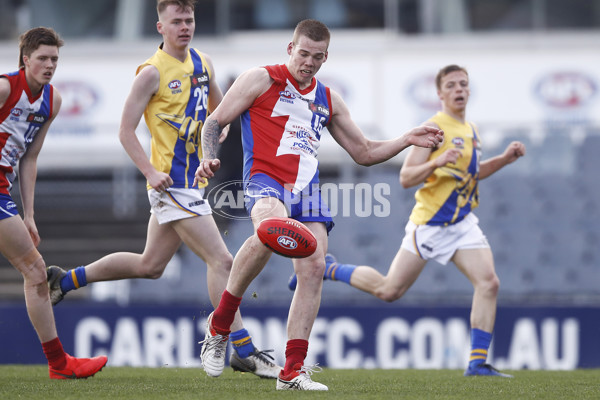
[324,257,356,284]
[230,328,255,358]
[60,266,88,293]
[468,328,492,368]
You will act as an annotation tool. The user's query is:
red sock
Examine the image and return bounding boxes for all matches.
[283,339,308,376]
[42,337,67,369]
[212,290,241,335]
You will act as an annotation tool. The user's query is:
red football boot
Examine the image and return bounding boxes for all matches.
[49,354,108,379]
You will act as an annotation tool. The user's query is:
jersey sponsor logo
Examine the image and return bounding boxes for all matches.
[535,71,597,108]
[309,102,330,117]
[191,72,209,89]
[26,113,46,124]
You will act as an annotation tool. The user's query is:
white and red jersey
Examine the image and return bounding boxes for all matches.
[241,64,332,194]
[0,68,53,195]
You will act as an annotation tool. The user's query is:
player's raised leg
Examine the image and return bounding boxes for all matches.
[46,214,181,305]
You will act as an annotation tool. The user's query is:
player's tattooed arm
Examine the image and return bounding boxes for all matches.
[202,117,221,160]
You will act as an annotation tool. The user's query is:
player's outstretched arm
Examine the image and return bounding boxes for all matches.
[479,141,526,180]
[327,90,443,166]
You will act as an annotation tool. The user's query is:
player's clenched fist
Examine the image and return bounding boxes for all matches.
[194,158,221,186]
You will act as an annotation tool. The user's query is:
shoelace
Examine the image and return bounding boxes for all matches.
[253,349,276,366]
[298,364,323,377]
[199,335,227,358]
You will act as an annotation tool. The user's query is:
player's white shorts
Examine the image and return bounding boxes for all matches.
[400,213,489,265]
[148,188,212,224]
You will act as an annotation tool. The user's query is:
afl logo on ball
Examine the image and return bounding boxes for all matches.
[277,236,298,250]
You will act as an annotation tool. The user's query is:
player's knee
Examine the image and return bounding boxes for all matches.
[489,274,500,296]
[377,286,406,303]
[218,251,234,272]
[14,251,46,286]
[206,251,234,275]
[138,262,167,279]
[480,272,500,297]
[296,257,325,284]
[24,264,47,287]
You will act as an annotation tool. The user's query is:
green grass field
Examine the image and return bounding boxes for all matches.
[1,366,599,400]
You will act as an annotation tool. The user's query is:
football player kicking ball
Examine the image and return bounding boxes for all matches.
[195,19,443,390]
[0,27,107,379]
[45,0,280,379]
[290,64,524,378]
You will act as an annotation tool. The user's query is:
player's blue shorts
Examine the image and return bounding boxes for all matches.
[0,193,19,220]
[244,173,334,233]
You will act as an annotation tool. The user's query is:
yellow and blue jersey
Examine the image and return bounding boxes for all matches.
[138,45,211,189]
[409,111,481,226]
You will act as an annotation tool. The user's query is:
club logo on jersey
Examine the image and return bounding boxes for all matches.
[308,102,330,118]
[452,137,465,148]
[191,72,209,89]
[168,80,182,94]
[26,112,47,124]
[289,129,317,156]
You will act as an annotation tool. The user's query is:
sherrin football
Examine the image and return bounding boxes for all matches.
[256,217,317,258]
